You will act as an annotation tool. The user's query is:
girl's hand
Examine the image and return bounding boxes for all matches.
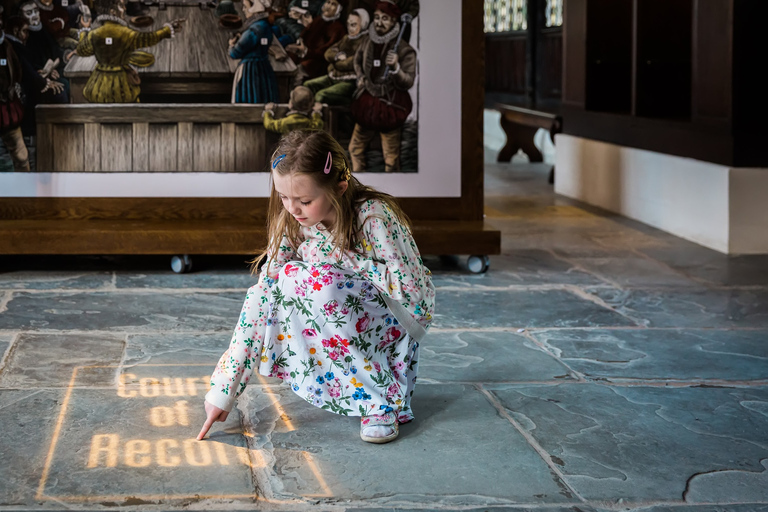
[196,400,229,440]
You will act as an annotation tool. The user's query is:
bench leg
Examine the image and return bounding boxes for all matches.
[498,116,544,163]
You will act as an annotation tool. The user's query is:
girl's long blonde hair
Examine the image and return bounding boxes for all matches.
[251,130,411,274]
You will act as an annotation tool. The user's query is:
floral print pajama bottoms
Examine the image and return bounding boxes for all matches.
[210,261,419,423]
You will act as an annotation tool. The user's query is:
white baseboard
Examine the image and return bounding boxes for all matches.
[554,134,768,254]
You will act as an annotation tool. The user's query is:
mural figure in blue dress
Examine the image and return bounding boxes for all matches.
[229,0,280,104]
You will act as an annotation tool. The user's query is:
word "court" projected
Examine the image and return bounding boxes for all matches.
[84,372,254,469]
[37,364,260,501]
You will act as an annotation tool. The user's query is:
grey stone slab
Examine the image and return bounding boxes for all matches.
[0,291,244,332]
[37,365,255,504]
[0,333,125,388]
[419,331,576,382]
[346,508,597,512]
[685,458,768,503]
[124,333,232,366]
[487,384,768,502]
[0,333,13,365]
[552,247,644,259]
[568,257,700,288]
[605,506,768,512]
[433,290,637,329]
[115,270,256,289]
[532,329,768,382]
[496,227,613,253]
[640,246,768,287]
[429,251,604,288]
[0,271,114,290]
[239,383,577,505]
[0,390,65,506]
[586,287,768,328]
[586,229,670,252]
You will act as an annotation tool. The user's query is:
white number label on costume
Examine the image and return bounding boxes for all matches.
[0,59,6,66]
[261,38,268,45]
[62,0,68,6]
[106,37,113,45]
[373,59,381,67]
[301,0,308,6]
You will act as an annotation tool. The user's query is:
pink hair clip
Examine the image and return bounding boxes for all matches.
[324,151,332,174]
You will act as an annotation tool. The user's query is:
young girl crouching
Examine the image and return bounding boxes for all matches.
[197,130,435,443]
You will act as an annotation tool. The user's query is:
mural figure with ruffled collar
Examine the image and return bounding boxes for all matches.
[75,0,185,103]
[348,0,417,173]
[229,0,280,104]
[19,0,66,69]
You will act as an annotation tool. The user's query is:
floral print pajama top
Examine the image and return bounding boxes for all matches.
[206,199,435,422]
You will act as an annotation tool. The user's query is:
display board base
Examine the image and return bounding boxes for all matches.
[0,219,500,258]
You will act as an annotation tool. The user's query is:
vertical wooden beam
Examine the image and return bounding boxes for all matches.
[691,0,733,127]
[562,0,587,108]
[525,0,538,108]
[36,123,54,171]
[101,125,132,172]
[132,123,150,171]
[178,122,193,171]
[234,124,261,172]
[221,122,236,171]
[149,124,178,171]
[631,0,638,116]
[193,124,222,172]
[83,123,102,172]
[53,125,85,172]
[461,0,484,221]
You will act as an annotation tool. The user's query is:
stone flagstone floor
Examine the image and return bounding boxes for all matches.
[1,160,768,512]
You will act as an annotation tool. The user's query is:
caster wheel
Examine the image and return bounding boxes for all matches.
[171,254,193,274]
[467,255,490,274]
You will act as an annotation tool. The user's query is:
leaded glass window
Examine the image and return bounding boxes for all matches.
[545,0,564,27]
[484,0,527,33]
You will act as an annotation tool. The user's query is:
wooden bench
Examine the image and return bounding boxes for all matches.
[495,103,562,182]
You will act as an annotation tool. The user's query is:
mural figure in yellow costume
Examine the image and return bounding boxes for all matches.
[75,0,185,103]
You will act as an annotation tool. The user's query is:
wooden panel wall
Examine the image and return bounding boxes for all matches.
[35,104,307,173]
[562,0,587,107]
[537,29,563,106]
[692,0,733,126]
[485,34,528,96]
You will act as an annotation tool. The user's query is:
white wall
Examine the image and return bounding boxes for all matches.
[555,134,768,255]
[729,168,768,254]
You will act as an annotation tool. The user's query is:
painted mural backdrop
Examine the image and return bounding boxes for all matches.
[0,0,419,173]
